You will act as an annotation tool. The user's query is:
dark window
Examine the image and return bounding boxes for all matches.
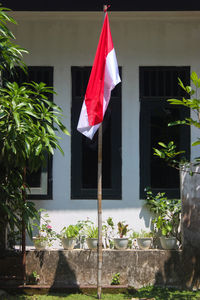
[3,66,53,199]
[140,66,190,198]
[71,66,122,199]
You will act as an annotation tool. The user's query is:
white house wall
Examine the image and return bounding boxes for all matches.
[9,11,200,238]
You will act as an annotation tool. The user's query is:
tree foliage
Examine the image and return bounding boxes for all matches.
[145,188,181,239]
[0,4,69,246]
[0,4,27,73]
[154,71,200,167]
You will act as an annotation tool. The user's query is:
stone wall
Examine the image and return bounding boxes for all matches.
[1,249,200,290]
[181,165,200,249]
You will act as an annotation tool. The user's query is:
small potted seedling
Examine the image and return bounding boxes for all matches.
[136,230,154,250]
[114,221,129,250]
[59,224,80,250]
[85,225,99,250]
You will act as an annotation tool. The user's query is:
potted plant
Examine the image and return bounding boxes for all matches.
[32,212,56,250]
[145,189,181,250]
[85,225,98,250]
[156,216,178,250]
[75,218,94,249]
[32,235,48,250]
[136,230,154,250]
[152,72,200,250]
[59,224,80,250]
[114,221,129,250]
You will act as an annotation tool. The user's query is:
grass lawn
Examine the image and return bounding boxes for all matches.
[1,286,200,300]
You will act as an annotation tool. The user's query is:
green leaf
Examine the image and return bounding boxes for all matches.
[153,148,165,158]
[192,140,200,146]
[62,127,70,136]
[167,99,183,105]
[191,71,198,82]
[24,139,30,155]
[178,77,185,90]
[0,111,7,119]
[46,124,56,136]
[168,120,186,127]
[48,144,54,155]
[24,110,39,119]
[185,86,192,94]
[158,142,167,148]
[13,111,20,127]
[35,144,42,156]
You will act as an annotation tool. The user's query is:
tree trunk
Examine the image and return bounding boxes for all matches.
[0,217,7,251]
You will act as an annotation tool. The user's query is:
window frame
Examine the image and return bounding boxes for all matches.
[139,66,191,199]
[71,66,122,200]
[3,66,54,200]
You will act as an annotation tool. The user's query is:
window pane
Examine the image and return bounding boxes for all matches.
[71,66,121,199]
[81,107,111,189]
[150,106,181,188]
[140,66,190,198]
[3,66,53,199]
[26,168,41,187]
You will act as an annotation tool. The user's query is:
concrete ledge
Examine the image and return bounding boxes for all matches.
[0,284,132,295]
[1,249,200,290]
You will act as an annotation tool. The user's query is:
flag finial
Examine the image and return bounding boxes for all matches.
[103,5,111,13]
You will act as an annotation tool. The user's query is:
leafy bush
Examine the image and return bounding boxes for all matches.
[32,211,57,246]
[60,225,80,239]
[86,225,98,239]
[154,71,200,169]
[111,273,120,285]
[145,188,181,239]
[0,4,69,247]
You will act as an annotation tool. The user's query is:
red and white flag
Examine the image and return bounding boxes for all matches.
[77,12,121,139]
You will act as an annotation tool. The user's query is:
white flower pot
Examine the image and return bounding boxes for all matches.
[33,237,47,250]
[137,237,153,250]
[160,236,177,250]
[114,238,128,250]
[61,237,76,250]
[86,238,98,250]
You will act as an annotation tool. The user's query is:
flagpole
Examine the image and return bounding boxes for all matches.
[97,123,103,299]
[97,6,108,299]
[77,4,120,296]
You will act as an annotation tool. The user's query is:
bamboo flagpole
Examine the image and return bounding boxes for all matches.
[97,123,103,299]
[97,6,108,298]
[76,5,121,299]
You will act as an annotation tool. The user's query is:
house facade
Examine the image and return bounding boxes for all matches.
[5,1,200,238]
